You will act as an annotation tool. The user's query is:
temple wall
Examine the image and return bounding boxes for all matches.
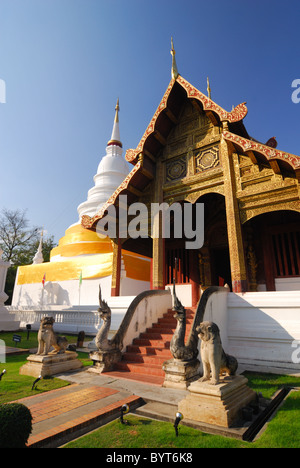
[12,273,150,310]
[12,276,112,308]
[204,290,300,374]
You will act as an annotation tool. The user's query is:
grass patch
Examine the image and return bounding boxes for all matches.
[64,372,300,449]
[0,352,92,403]
[0,330,94,350]
[0,354,70,403]
[243,371,300,399]
[63,414,246,448]
[64,391,300,449]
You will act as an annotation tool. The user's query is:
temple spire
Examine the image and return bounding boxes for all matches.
[170,37,179,80]
[107,98,122,148]
[114,98,120,123]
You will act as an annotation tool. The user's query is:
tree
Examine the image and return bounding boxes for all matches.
[0,209,40,263]
[0,209,56,304]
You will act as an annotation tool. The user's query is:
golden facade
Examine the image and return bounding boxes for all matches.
[82,73,300,298]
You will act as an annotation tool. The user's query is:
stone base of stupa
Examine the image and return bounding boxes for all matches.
[178,375,256,428]
[19,351,83,378]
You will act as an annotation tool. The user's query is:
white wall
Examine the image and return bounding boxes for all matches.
[12,273,150,308]
[120,277,150,296]
[227,292,300,374]
[275,277,300,291]
[165,283,193,307]
[120,291,172,352]
[202,289,300,375]
[201,287,230,350]
[12,275,113,308]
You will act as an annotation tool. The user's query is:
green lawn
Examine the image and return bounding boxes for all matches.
[63,372,300,449]
[63,388,300,449]
[0,354,71,403]
[0,332,93,403]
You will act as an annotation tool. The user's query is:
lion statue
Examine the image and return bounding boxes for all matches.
[36,316,68,355]
[196,321,238,385]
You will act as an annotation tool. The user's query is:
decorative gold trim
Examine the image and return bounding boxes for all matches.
[223,130,300,171]
[240,200,300,224]
[177,76,248,123]
[125,79,175,164]
[125,76,248,165]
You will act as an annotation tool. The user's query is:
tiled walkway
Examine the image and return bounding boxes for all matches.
[14,383,143,448]
[25,386,118,424]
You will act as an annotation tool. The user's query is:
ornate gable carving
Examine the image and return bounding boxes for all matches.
[162,100,221,184]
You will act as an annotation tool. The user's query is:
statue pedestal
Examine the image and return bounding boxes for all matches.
[162,358,200,390]
[178,375,256,427]
[19,351,83,378]
[88,349,122,373]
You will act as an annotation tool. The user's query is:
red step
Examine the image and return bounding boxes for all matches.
[126,344,172,357]
[122,352,169,366]
[115,361,164,376]
[104,306,196,385]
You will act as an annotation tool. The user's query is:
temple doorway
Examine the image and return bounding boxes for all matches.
[210,247,231,288]
[164,193,232,303]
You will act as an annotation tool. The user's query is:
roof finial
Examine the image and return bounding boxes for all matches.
[207,77,211,100]
[114,98,120,123]
[107,98,122,148]
[170,37,179,80]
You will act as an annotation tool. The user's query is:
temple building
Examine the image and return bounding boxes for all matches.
[82,43,300,307]
[7,42,300,375]
[11,41,300,313]
[12,101,151,308]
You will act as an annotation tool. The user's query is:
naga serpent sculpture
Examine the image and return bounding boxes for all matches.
[95,286,117,352]
[170,281,198,361]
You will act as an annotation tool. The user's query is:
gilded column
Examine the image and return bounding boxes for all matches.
[152,159,165,289]
[220,129,247,292]
[111,237,122,296]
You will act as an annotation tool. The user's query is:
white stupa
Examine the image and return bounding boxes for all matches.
[76,99,129,221]
[50,99,130,263]
[12,101,151,308]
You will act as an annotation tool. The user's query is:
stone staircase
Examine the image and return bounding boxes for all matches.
[103,307,196,385]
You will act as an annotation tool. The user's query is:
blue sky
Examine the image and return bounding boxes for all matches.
[0,0,299,244]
